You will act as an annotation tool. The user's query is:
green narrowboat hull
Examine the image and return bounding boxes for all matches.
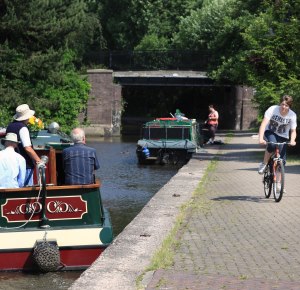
[136,117,201,165]
[0,127,113,272]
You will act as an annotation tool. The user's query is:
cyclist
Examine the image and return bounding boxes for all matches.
[258,95,297,175]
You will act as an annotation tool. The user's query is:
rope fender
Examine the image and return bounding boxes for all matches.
[33,240,60,272]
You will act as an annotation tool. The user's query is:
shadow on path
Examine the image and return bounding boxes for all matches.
[211,195,268,203]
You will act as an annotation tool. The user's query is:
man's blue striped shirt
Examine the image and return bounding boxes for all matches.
[62,143,100,185]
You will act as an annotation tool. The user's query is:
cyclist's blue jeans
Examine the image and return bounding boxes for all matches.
[264,130,288,164]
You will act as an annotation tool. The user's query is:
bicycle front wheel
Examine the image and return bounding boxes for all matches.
[263,164,272,198]
[273,160,285,202]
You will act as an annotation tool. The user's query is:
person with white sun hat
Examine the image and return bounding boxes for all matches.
[6,104,41,186]
[0,132,26,188]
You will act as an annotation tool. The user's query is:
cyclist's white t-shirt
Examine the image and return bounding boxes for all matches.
[265,105,297,139]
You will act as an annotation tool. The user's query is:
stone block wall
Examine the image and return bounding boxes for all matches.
[82,69,122,136]
[235,86,258,130]
[80,70,258,136]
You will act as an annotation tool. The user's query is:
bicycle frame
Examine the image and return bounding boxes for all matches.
[264,141,288,202]
[271,145,281,183]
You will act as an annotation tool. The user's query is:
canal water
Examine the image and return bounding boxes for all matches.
[0,137,180,290]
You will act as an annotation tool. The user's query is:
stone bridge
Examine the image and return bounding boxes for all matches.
[81,69,258,136]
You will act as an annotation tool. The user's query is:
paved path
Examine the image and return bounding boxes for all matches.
[71,132,300,290]
[71,139,208,290]
[147,132,300,289]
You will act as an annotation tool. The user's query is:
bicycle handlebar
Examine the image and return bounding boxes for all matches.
[265,141,290,145]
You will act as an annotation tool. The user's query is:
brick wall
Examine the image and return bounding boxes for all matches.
[235,86,258,130]
[82,69,122,136]
[81,70,258,136]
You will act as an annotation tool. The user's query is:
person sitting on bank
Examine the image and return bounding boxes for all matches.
[6,104,41,186]
[0,133,26,188]
[62,128,100,185]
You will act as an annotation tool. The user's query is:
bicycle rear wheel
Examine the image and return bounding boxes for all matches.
[263,164,272,198]
[273,160,285,202]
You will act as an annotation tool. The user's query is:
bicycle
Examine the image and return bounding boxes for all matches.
[263,141,288,202]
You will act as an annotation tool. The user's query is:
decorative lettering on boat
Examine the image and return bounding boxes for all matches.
[1,196,87,222]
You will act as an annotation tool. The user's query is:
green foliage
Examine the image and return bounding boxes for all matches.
[99,0,199,49]
[99,0,144,49]
[134,34,169,50]
[2,0,300,128]
[34,50,90,132]
[0,0,93,131]
[144,0,196,42]
[172,9,204,49]
[174,0,239,50]
[236,1,300,115]
[41,73,90,131]
[0,47,90,131]
[0,105,12,128]
[0,0,96,54]
[174,0,300,117]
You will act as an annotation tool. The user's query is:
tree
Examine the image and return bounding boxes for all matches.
[98,0,199,50]
[210,0,300,114]
[98,0,144,49]
[134,0,199,49]
[174,0,300,116]
[243,1,300,113]
[0,0,93,130]
[173,0,262,52]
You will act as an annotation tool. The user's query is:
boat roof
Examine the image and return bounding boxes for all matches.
[0,128,72,151]
[143,118,196,127]
[31,129,72,150]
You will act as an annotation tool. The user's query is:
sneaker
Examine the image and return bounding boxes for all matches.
[258,162,267,174]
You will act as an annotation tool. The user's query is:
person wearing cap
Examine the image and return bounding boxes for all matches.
[0,133,26,188]
[6,104,41,186]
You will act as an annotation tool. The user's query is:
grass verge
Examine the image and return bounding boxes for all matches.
[136,158,219,289]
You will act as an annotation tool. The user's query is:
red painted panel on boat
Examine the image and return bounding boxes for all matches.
[0,247,105,271]
[60,248,104,268]
[0,251,33,270]
[2,196,87,222]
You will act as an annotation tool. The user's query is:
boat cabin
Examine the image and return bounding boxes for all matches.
[0,128,113,272]
[136,117,201,165]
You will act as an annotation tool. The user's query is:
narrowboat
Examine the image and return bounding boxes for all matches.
[0,123,113,272]
[136,113,202,165]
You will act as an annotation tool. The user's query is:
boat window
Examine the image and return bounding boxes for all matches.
[142,127,190,140]
[167,128,190,139]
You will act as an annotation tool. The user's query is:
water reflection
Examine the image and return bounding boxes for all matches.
[0,136,179,289]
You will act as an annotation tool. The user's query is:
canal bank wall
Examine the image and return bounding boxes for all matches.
[70,150,212,289]
[71,132,300,289]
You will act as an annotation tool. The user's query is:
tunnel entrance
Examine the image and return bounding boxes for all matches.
[85,69,258,137]
[121,85,236,135]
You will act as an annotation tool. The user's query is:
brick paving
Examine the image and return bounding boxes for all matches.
[147,132,300,290]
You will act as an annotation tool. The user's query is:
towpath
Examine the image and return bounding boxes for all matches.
[71,132,300,290]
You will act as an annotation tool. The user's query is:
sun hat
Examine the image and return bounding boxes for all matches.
[13,104,35,121]
[1,133,19,145]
